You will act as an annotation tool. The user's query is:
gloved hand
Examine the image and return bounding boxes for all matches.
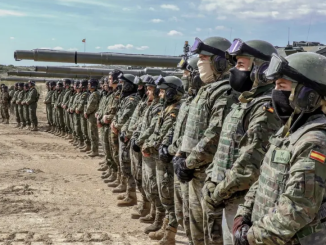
[202,181,217,210]
[159,145,173,163]
[119,132,126,142]
[233,216,251,245]
[173,156,194,183]
[131,138,141,152]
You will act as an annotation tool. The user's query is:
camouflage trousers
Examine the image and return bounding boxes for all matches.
[56,107,64,130]
[14,104,20,124]
[109,130,119,172]
[119,140,135,192]
[87,114,99,152]
[73,113,83,141]
[130,147,148,201]
[1,104,9,120]
[10,103,14,116]
[28,103,38,127]
[175,176,192,243]
[46,104,53,126]
[52,107,57,127]
[23,105,30,126]
[102,126,115,169]
[156,157,178,228]
[64,109,72,134]
[69,112,74,136]
[18,105,25,126]
[142,155,164,213]
[81,114,90,145]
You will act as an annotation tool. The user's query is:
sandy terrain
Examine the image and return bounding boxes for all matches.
[0,84,187,245]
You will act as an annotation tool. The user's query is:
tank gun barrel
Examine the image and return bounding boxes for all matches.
[0,77,52,83]
[7,71,101,79]
[14,49,180,68]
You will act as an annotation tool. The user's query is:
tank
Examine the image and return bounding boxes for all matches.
[0,77,52,83]
[34,66,183,77]
[14,49,181,68]
[7,71,101,79]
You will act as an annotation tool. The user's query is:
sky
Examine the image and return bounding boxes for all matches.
[1,0,326,66]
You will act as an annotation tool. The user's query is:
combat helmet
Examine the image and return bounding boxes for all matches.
[88,78,99,89]
[118,74,136,93]
[155,75,184,104]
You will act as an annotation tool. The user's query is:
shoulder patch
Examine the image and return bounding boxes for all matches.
[309,150,326,164]
[263,102,274,114]
[129,97,134,101]
[170,113,176,118]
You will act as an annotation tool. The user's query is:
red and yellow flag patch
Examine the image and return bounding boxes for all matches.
[263,106,274,113]
[309,150,326,163]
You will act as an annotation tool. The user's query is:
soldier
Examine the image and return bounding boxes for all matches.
[77,80,91,153]
[62,79,73,139]
[56,80,66,136]
[25,80,39,131]
[233,52,326,245]
[0,84,4,122]
[173,36,237,245]
[65,81,76,140]
[9,85,15,116]
[110,74,140,205]
[70,81,84,147]
[16,83,26,129]
[50,81,59,134]
[1,85,10,124]
[44,81,55,132]
[11,83,21,128]
[22,83,31,130]
[200,39,281,245]
[85,78,100,157]
[101,70,123,185]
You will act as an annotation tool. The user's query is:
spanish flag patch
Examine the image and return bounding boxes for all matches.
[170,113,176,118]
[263,105,274,113]
[309,150,326,163]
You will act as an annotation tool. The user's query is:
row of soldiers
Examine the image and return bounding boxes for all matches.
[1,82,39,129]
[8,35,326,245]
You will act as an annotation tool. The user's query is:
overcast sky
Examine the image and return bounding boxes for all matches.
[1,0,326,66]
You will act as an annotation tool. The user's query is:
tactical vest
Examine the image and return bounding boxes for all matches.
[211,95,271,183]
[128,99,148,133]
[181,80,230,153]
[172,96,192,144]
[252,115,326,245]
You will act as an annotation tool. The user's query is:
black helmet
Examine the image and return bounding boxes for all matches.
[24,83,30,88]
[63,79,72,86]
[99,77,105,85]
[80,79,88,88]
[110,69,123,84]
[29,80,36,86]
[155,75,184,103]
[118,74,136,93]
[18,82,24,88]
[57,81,64,87]
[88,78,99,89]
[50,81,56,87]
[15,82,19,87]
[3,85,8,91]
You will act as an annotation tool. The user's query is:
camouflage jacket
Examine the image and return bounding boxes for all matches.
[97,91,110,120]
[44,90,54,104]
[71,92,81,111]
[206,84,281,202]
[143,100,182,154]
[51,90,58,107]
[112,93,140,130]
[25,88,38,105]
[9,89,15,100]
[76,91,89,113]
[181,79,239,169]
[134,99,162,146]
[1,91,10,105]
[11,90,20,104]
[100,89,120,125]
[16,90,25,104]
[236,114,326,245]
[62,88,72,108]
[67,92,77,111]
[85,90,100,116]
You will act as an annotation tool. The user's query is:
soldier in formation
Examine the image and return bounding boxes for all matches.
[2,34,326,245]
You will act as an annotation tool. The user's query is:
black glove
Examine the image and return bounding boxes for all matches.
[173,156,194,183]
[119,131,126,142]
[131,138,141,152]
[159,145,173,163]
[234,224,250,245]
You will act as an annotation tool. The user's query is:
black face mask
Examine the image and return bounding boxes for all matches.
[271,90,294,124]
[137,87,146,98]
[229,67,253,93]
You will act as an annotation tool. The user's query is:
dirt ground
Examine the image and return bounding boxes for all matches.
[0,84,187,245]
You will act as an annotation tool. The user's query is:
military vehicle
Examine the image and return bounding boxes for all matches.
[14,49,181,68]
[0,77,53,83]
[7,71,101,79]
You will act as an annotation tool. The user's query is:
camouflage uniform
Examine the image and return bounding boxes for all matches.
[71,91,83,143]
[135,99,164,213]
[112,93,140,192]
[26,87,39,128]
[77,90,90,146]
[1,90,10,121]
[45,89,54,127]
[9,87,15,115]
[180,80,239,245]
[16,89,26,127]
[167,95,194,243]
[55,89,65,132]
[11,88,20,125]
[67,91,76,137]
[97,90,110,160]
[51,90,58,129]
[143,101,182,229]
[204,84,281,244]
[62,88,73,135]
[85,89,100,153]
[22,90,31,127]
[236,114,326,245]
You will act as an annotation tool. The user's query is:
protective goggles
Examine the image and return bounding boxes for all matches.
[226,38,271,64]
[154,75,179,90]
[118,73,133,84]
[134,75,155,85]
[266,53,326,94]
[190,37,225,56]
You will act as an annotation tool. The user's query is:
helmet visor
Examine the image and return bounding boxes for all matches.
[190,37,225,56]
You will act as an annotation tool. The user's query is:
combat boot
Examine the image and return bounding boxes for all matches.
[117,191,137,207]
[4,119,9,124]
[88,150,99,157]
[55,129,61,136]
[26,125,31,130]
[31,125,38,131]
[140,203,156,224]
[66,134,73,140]
[98,164,108,172]
[49,126,55,133]
[20,124,26,129]
[80,144,91,152]
[73,140,80,146]
[131,200,151,219]
[117,192,127,200]
[14,123,21,128]
[60,131,66,137]
[98,160,106,165]
[104,171,117,183]
[154,226,177,245]
[112,177,127,193]
[45,125,51,132]
[68,137,75,143]
[101,168,111,179]
[76,140,84,148]
[108,172,121,188]
[149,218,169,240]
[144,211,165,234]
